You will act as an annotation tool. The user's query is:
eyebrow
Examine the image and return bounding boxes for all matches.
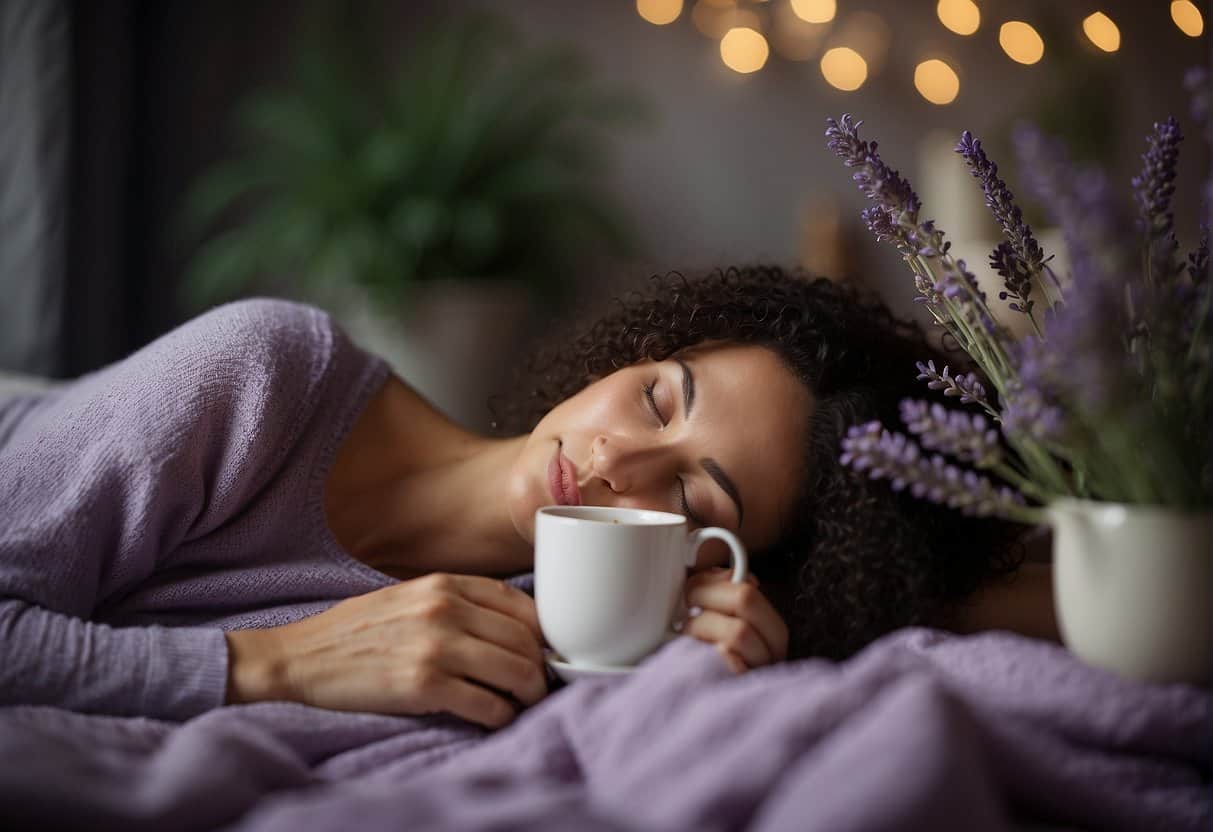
[675,356,745,529]
[674,356,695,415]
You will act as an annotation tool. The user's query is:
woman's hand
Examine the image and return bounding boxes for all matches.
[225,573,547,729]
[679,567,789,674]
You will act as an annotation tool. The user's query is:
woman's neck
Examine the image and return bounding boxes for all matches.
[325,375,533,579]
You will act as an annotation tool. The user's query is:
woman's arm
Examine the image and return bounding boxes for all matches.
[0,300,332,720]
[224,573,547,729]
[0,601,228,719]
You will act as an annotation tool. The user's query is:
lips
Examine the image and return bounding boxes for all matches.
[548,442,582,506]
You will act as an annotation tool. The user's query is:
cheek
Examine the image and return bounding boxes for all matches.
[550,375,638,433]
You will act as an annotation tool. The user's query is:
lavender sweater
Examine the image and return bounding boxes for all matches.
[0,299,396,721]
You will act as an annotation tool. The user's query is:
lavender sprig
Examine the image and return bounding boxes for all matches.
[956,131,1050,328]
[825,115,921,221]
[899,399,1002,467]
[1132,117,1185,284]
[1012,123,1127,289]
[829,102,1211,511]
[914,360,992,412]
[826,115,1012,380]
[989,241,1035,315]
[999,378,1066,444]
[840,422,1034,521]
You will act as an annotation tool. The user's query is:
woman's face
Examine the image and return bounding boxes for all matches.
[507,342,813,561]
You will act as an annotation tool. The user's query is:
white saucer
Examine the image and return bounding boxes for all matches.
[545,651,635,682]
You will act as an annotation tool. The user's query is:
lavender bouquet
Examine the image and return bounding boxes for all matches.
[826,84,1211,522]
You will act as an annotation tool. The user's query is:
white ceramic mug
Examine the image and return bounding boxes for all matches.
[534,505,748,668]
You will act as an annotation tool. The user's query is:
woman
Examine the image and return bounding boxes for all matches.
[0,265,1050,729]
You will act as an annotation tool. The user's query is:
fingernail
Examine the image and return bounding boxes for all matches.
[688,605,703,618]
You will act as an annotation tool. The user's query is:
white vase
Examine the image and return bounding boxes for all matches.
[1048,498,1212,685]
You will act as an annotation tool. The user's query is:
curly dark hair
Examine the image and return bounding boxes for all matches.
[491,265,1025,660]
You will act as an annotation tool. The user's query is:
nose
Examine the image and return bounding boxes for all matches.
[589,434,670,495]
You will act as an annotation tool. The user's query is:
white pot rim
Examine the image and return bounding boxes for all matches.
[1048,496,1213,521]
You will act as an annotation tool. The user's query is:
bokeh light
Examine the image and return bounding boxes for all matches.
[771,2,829,62]
[820,47,868,91]
[1171,1,1204,37]
[692,1,760,39]
[1082,12,1120,52]
[936,0,980,36]
[834,11,891,74]
[790,0,836,25]
[637,0,683,26]
[720,27,770,74]
[914,59,960,105]
[999,21,1045,65]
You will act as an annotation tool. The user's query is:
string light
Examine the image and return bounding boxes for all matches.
[999,21,1044,65]
[914,59,960,105]
[790,0,836,25]
[1082,12,1120,52]
[1170,0,1204,37]
[635,0,1197,106]
[820,46,867,91]
[636,0,683,26]
[936,0,980,36]
[720,27,770,73]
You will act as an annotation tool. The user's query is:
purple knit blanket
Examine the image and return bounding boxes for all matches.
[2,629,1208,831]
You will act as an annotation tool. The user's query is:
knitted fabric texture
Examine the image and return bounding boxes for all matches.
[0,299,392,720]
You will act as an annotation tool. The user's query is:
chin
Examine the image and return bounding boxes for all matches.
[504,466,539,546]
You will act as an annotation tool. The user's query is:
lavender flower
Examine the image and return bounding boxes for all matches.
[899,399,1002,467]
[956,131,1049,315]
[935,257,977,301]
[1012,123,1125,287]
[829,102,1211,509]
[826,117,924,261]
[915,360,990,408]
[825,115,921,222]
[989,241,1034,314]
[1132,117,1184,283]
[1013,284,1131,422]
[827,115,1001,333]
[998,379,1066,444]
[840,422,1026,518]
[860,205,917,257]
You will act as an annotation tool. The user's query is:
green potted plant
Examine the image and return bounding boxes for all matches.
[182,7,649,424]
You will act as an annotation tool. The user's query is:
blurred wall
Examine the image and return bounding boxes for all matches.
[494,0,1209,320]
[0,0,69,375]
[103,0,1213,323]
[2,0,1209,389]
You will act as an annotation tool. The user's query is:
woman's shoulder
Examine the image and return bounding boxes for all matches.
[167,297,336,369]
[112,298,343,406]
[5,298,356,458]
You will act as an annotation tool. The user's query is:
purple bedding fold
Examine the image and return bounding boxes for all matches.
[2,629,1209,832]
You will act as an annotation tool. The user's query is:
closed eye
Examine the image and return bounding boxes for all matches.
[643,382,666,426]
[678,477,706,526]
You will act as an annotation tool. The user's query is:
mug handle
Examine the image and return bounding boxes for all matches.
[685,527,748,583]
